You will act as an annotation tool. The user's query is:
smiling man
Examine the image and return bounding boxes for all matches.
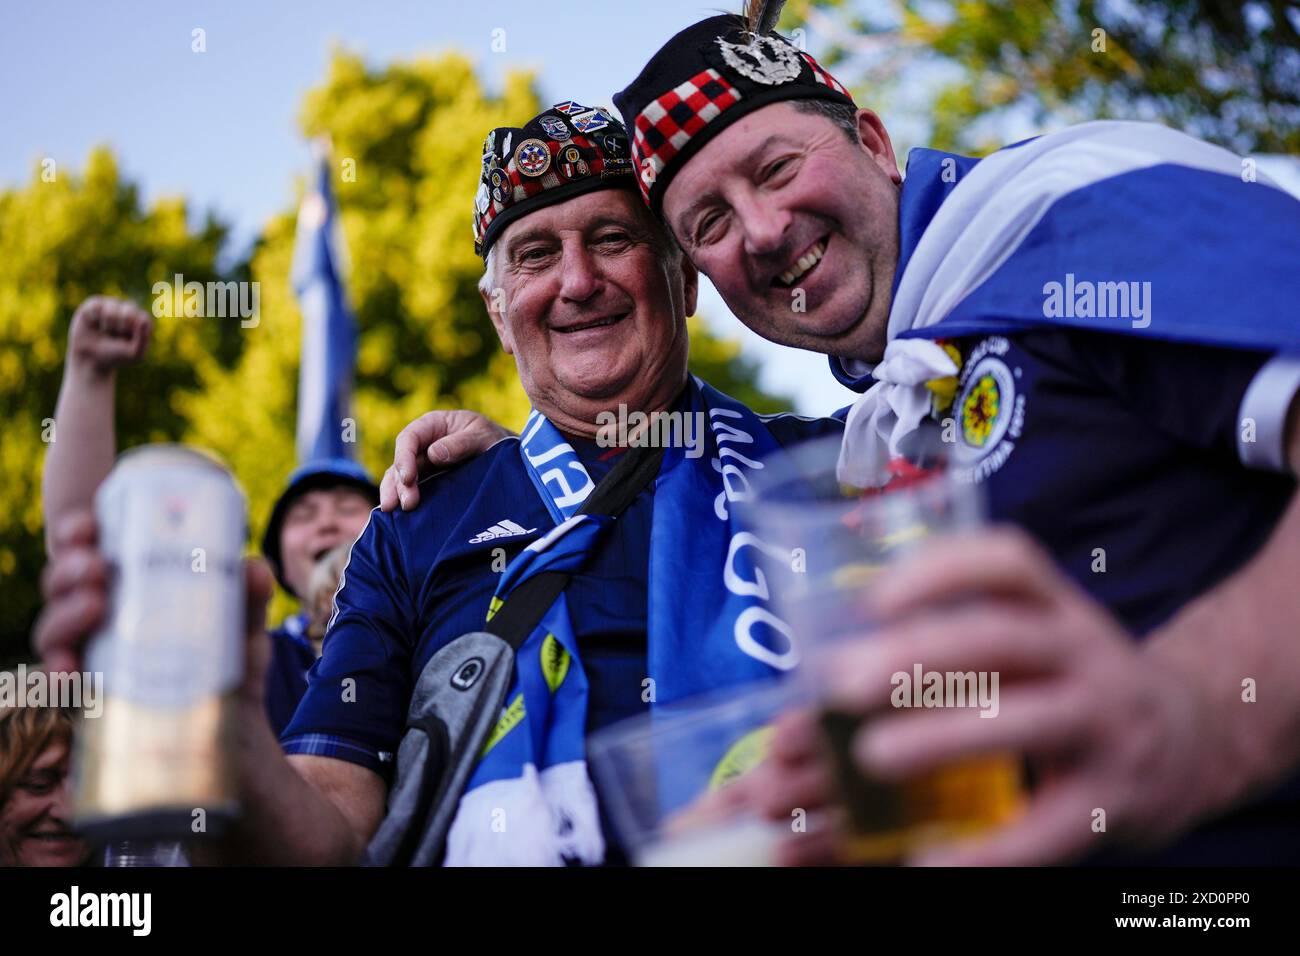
[272,105,841,865]
[259,458,379,736]
[379,16,1300,865]
[642,103,898,366]
[34,105,842,867]
[607,12,1300,865]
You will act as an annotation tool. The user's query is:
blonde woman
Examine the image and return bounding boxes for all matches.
[0,693,90,866]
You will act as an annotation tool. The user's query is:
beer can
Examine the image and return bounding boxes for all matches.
[74,444,246,842]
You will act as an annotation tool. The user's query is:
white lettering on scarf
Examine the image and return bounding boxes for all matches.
[709,409,799,671]
[520,412,594,512]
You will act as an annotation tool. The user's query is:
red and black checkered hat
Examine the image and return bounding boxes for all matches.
[613,15,854,216]
[473,103,637,258]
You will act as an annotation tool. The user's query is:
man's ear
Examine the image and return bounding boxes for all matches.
[679,252,699,317]
[479,283,513,355]
[855,108,902,185]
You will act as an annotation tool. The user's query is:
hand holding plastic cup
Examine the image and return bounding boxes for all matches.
[740,437,1026,863]
[587,680,803,866]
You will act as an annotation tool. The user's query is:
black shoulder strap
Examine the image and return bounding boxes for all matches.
[484,443,664,649]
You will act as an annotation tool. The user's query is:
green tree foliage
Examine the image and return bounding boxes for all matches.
[788,0,1299,155]
[1,51,789,659]
[0,149,228,664]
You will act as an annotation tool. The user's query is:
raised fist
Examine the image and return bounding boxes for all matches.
[66,295,152,377]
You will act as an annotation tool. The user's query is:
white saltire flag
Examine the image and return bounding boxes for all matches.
[291,140,358,463]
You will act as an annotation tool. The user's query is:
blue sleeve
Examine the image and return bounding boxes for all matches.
[281,509,415,775]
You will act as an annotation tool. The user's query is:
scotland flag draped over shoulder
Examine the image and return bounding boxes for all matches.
[839,120,1300,488]
[291,142,359,464]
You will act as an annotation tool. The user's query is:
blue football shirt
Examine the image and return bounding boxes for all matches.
[281,398,843,860]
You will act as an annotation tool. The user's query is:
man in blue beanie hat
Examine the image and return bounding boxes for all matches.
[260,458,378,736]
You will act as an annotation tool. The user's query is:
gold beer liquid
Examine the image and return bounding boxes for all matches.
[815,520,1026,863]
[820,709,1025,864]
[75,445,246,842]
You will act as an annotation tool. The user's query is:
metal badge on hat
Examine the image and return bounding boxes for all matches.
[717,0,801,85]
[553,100,590,116]
[716,33,802,85]
[571,108,611,134]
[539,115,571,141]
[488,165,512,204]
[558,144,589,180]
[514,138,552,177]
[474,107,640,259]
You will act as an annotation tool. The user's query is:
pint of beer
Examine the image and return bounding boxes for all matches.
[819,710,1024,863]
[740,437,1026,864]
[74,444,246,842]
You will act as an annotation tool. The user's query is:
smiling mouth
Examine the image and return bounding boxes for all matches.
[29,830,77,843]
[552,312,629,334]
[773,237,829,288]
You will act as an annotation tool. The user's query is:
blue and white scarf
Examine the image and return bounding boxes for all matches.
[443,377,793,865]
[839,120,1300,488]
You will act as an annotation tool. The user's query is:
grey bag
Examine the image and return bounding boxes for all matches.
[362,631,516,866]
[361,443,664,867]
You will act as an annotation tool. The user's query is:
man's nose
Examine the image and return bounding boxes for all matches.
[314,508,341,534]
[557,244,602,303]
[737,195,792,258]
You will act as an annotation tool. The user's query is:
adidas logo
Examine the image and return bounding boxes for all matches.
[468,519,537,544]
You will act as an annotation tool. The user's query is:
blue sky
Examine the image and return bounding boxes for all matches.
[0,0,861,413]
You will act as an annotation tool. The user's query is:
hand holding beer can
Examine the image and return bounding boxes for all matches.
[74,444,247,844]
[741,437,1026,864]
